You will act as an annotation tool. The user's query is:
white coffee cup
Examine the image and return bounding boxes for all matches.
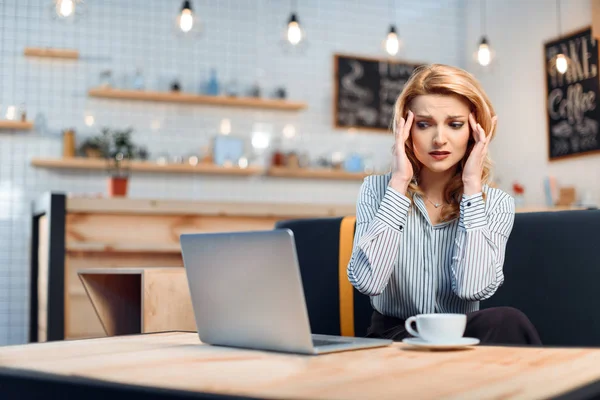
[405,313,466,343]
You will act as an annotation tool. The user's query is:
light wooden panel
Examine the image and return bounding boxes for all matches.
[37,216,49,342]
[0,120,34,130]
[65,213,279,252]
[2,332,600,400]
[31,157,262,176]
[88,87,307,111]
[141,268,195,333]
[65,253,183,339]
[24,47,79,59]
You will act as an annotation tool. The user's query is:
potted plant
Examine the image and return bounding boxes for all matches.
[103,127,135,197]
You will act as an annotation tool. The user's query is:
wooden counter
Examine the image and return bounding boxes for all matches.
[30,193,356,342]
[3,332,600,399]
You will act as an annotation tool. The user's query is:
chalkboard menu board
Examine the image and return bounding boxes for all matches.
[334,54,421,132]
[545,27,600,160]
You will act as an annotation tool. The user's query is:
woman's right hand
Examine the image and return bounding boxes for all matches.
[390,110,414,194]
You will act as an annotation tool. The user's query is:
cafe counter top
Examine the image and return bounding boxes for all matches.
[64,195,357,218]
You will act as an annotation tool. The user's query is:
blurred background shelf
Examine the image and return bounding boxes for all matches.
[31,158,369,181]
[88,87,307,111]
[268,166,367,181]
[0,120,34,130]
[24,46,79,59]
[31,157,262,176]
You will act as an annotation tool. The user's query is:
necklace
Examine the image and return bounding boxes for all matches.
[424,196,444,208]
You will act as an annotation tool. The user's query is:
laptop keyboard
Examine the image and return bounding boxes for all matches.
[312,338,349,347]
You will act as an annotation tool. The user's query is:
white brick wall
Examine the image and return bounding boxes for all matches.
[0,0,464,345]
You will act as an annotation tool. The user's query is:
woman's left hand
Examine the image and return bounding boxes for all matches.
[463,113,497,195]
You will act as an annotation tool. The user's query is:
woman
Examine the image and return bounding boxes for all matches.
[347,64,541,345]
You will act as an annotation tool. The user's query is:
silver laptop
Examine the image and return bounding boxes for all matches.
[179,229,392,355]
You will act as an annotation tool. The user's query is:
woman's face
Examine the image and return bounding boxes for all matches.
[408,94,472,174]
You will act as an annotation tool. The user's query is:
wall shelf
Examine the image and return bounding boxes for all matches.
[88,87,307,111]
[30,157,262,176]
[0,120,34,130]
[31,158,368,182]
[268,166,367,181]
[24,47,79,59]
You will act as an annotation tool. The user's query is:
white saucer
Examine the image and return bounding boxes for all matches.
[402,337,480,350]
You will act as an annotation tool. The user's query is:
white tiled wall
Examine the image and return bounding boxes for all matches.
[0,0,465,345]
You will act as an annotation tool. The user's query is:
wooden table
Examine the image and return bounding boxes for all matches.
[1,332,600,400]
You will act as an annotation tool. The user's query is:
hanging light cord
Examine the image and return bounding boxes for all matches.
[556,0,562,37]
[291,0,297,13]
[389,0,396,27]
[481,0,486,35]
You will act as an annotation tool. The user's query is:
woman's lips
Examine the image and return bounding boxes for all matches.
[429,151,450,161]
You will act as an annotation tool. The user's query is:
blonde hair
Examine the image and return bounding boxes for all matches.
[392,63,496,222]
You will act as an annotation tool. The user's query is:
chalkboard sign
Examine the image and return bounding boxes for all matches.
[334,54,422,132]
[545,27,600,160]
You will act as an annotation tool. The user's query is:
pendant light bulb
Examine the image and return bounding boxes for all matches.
[179,1,194,33]
[56,0,75,18]
[556,53,568,74]
[385,26,399,56]
[287,14,302,45]
[477,37,491,66]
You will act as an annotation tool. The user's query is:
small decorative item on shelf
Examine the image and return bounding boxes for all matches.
[171,79,181,92]
[200,144,213,164]
[213,134,244,166]
[155,152,170,165]
[299,152,310,169]
[331,151,344,170]
[62,128,76,157]
[344,153,363,173]
[556,186,576,206]
[19,103,27,122]
[186,154,200,166]
[273,87,287,99]
[249,81,261,98]
[271,149,286,166]
[99,70,113,88]
[205,68,220,96]
[316,155,332,169]
[512,182,525,208]
[270,138,285,166]
[136,146,149,161]
[132,68,145,90]
[286,152,300,169]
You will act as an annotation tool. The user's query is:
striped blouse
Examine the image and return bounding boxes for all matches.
[347,172,515,320]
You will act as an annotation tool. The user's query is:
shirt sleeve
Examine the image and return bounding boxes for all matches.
[450,191,515,301]
[346,178,411,296]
